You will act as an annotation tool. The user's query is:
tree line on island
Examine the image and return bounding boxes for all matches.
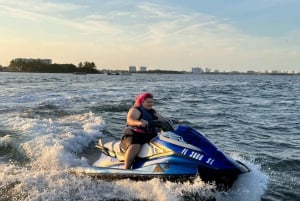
[7,59,186,74]
[8,60,99,74]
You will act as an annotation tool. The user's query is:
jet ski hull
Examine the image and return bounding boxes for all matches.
[72,165,198,182]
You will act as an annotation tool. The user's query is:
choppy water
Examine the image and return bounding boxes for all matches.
[0,72,299,201]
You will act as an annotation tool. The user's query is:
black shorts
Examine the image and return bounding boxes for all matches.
[121,131,157,150]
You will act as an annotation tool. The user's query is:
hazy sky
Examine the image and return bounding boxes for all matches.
[1,0,299,72]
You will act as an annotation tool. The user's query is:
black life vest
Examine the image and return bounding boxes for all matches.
[136,106,158,121]
[134,106,158,133]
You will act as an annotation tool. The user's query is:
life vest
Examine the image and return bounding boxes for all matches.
[134,106,158,133]
[136,106,157,121]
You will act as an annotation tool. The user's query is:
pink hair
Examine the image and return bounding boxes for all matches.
[133,92,153,107]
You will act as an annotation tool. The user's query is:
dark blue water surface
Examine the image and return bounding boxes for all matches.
[0,72,299,201]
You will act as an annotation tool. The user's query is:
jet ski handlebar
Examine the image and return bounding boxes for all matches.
[148,119,176,131]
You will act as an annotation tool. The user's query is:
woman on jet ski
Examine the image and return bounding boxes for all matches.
[121,92,166,169]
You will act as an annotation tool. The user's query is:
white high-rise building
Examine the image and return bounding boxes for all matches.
[140,66,147,72]
[129,66,136,72]
[192,67,203,74]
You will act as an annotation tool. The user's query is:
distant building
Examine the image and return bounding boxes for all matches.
[205,68,211,73]
[191,67,203,74]
[129,66,136,72]
[13,58,52,64]
[140,66,147,72]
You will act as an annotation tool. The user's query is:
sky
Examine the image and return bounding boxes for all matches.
[1,0,300,72]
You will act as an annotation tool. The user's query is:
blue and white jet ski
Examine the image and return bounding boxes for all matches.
[73,120,250,187]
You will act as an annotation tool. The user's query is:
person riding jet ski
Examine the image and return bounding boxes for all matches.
[121,92,176,169]
[71,93,250,188]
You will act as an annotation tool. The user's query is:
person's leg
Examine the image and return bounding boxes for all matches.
[124,144,141,169]
[121,127,140,169]
[120,128,133,150]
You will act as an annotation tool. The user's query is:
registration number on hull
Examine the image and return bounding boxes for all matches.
[181,148,215,165]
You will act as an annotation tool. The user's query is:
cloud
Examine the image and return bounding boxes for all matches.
[0,0,83,14]
[0,0,254,46]
[0,0,120,36]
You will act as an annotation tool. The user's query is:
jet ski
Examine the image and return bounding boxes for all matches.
[73,120,250,188]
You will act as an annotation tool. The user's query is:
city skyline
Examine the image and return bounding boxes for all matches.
[1,0,300,72]
[1,57,298,74]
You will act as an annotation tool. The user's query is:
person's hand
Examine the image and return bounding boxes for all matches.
[140,119,148,127]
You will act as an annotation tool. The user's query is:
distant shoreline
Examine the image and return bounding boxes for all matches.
[0,70,299,76]
[1,58,298,75]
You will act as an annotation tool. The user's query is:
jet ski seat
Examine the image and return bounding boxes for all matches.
[101,141,160,162]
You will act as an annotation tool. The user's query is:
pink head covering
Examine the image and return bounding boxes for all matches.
[133,92,153,107]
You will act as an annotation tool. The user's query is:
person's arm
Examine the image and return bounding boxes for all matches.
[155,110,179,124]
[127,108,148,127]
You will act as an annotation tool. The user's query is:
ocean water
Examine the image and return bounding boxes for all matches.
[0,72,299,201]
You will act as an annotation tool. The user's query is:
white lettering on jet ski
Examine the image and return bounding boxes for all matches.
[181,148,204,161]
[206,158,215,165]
[181,148,189,155]
[189,151,204,160]
[181,148,215,165]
